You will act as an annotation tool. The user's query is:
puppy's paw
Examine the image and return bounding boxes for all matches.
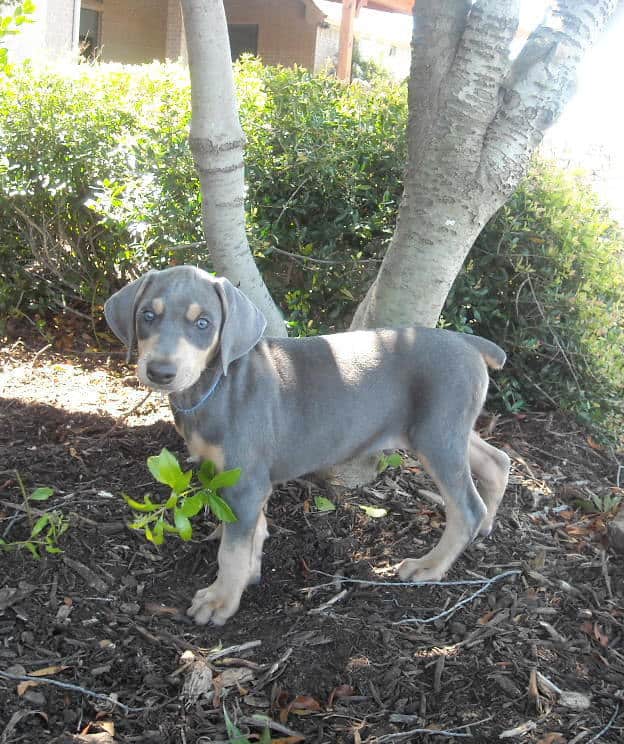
[187,582,242,626]
[397,557,446,583]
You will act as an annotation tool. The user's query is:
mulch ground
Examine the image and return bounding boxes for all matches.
[1,332,624,744]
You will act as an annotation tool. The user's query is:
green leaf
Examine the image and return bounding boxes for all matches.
[31,514,50,537]
[179,493,204,517]
[208,468,242,491]
[198,459,216,486]
[359,504,387,519]
[164,492,179,509]
[45,545,63,554]
[123,494,158,512]
[314,495,336,512]
[129,513,155,530]
[222,707,248,743]
[147,448,192,493]
[174,509,193,540]
[386,453,403,468]
[258,727,272,744]
[206,493,238,523]
[25,542,40,559]
[30,487,54,501]
[196,489,212,506]
[152,519,165,545]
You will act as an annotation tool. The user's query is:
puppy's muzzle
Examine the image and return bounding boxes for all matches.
[146,359,177,386]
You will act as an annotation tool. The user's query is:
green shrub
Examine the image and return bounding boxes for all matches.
[0,58,405,331]
[0,59,622,441]
[0,61,197,319]
[443,161,624,442]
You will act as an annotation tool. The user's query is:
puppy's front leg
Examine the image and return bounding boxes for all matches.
[188,481,270,626]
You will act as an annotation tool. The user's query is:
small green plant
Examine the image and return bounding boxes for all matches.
[359,504,388,519]
[575,492,622,515]
[123,448,240,545]
[0,472,68,558]
[314,495,336,512]
[377,452,403,472]
[223,707,271,744]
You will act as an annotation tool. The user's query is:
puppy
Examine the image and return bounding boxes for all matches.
[105,265,510,625]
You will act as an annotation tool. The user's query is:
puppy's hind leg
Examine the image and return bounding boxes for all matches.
[469,431,510,537]
[398,434,486,582]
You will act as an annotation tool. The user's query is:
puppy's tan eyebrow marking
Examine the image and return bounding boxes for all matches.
[152,297,165,315]
[186,302,202,322]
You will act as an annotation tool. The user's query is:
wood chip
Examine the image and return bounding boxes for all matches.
[62,557,109,593]
[499,720,538,738]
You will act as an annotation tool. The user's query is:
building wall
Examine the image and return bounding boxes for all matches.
[165,0,185,61]
[45,0,78,58]
[4,0,78,63]
[5,0,320,69]
[313,23,338,73]
[97,0,168,63]
[224,0,318,69]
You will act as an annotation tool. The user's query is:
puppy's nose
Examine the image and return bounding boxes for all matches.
[146,360,177,385]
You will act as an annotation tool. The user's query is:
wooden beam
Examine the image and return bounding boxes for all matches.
[328,0,413,14]
[366,0,412,12]
[337,0,357,81]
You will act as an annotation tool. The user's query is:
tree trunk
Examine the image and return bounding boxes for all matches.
[179,0,285,337]
[352,0,618,331]
[332,0,619,487]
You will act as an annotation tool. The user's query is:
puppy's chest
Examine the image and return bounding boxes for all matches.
[188,430,226,472]
[173,412,226,472]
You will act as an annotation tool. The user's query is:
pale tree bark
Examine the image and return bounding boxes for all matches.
[179,0,285,336]
[334,0,619,486]
[352,0,620,330]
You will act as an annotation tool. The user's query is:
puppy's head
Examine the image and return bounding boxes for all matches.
[104,266,266,393]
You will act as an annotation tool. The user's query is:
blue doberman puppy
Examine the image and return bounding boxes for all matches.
[105,265,510,625]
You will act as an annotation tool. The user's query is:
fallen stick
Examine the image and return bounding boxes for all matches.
[0,670,147,714]
[302,569,520,626]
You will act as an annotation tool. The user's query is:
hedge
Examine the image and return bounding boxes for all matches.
[0,59,622,441]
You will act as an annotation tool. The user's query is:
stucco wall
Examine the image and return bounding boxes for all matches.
[97,0,168,63]
[45,0,78,58]
[4,0,78,63]
[224,0,318,69]
[313,23,338,73]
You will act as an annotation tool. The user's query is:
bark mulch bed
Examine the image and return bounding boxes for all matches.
[1,338,623,744]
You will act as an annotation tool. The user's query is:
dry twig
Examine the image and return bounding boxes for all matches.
[0,670,147,714]
[586,702,620,744]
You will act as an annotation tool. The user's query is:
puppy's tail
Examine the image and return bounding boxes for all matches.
[462,335,506,370]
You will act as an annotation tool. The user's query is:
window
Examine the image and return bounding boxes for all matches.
[79,7,101,59]
[228,24,258,61]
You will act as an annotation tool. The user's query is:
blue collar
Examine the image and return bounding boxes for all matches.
[169,372,223,415]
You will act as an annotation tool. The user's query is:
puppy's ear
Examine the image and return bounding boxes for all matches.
[104,271,156,362]
[214,277,267,375]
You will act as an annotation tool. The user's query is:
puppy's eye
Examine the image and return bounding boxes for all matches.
[142,310,156,322]
[195,317,210,330]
